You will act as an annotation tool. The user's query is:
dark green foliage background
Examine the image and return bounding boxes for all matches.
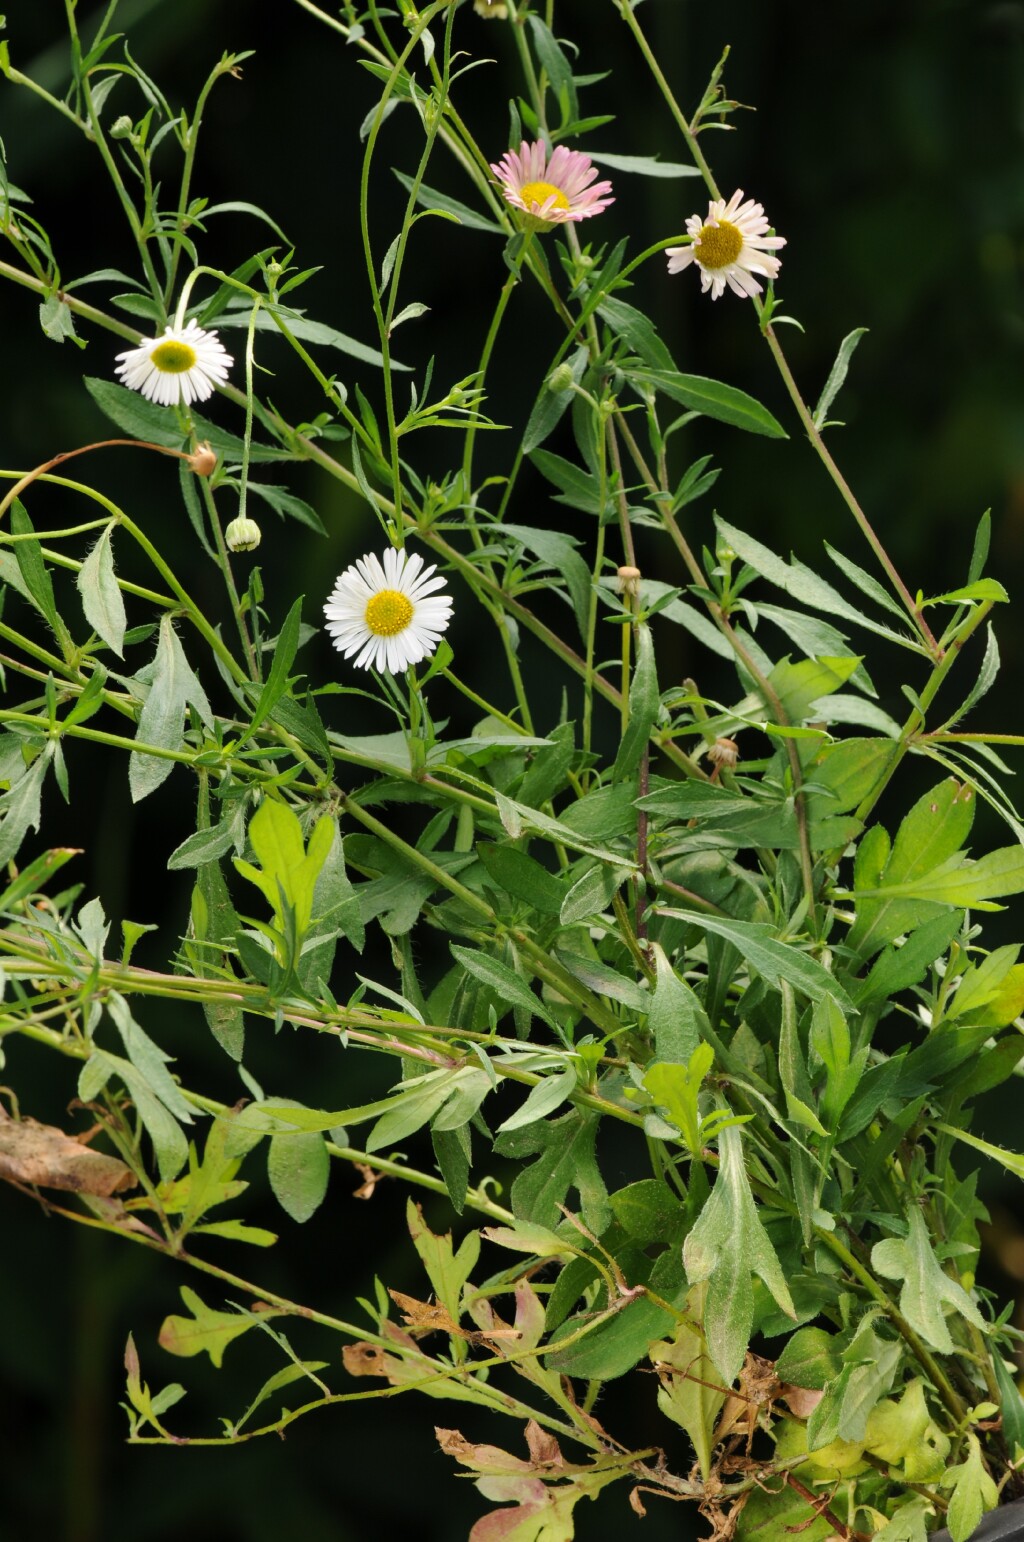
[2,2,1024,1539]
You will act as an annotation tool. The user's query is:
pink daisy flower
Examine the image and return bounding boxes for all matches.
[490,140,614,228]
[666,190,786,300]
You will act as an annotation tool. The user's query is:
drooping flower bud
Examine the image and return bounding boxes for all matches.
[225,515,262,553]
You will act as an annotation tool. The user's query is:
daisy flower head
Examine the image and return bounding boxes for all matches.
[323,548,453,674]
[114,319,233,407]
[490,140,614,229]
[666,190,785,301]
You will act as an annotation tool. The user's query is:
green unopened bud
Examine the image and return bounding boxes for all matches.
[547,363,575,393]
[225,515,261,553]
[110,116,135,140]
[474,0,509,15]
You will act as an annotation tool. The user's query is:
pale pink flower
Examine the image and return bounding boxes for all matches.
[666,189,785,300]
[490,140,614,227]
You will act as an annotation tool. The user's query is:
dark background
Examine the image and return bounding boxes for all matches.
[3,2,1024,1539]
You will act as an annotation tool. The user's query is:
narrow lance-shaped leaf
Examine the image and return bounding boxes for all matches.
[682,1120,796,1385]
[813,326,868,429]
[77,525,126,656]
[611,622,659,781]
[129,615,213,802]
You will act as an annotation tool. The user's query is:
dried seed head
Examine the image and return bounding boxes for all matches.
[185,441,217,477]
[707,737,739,771]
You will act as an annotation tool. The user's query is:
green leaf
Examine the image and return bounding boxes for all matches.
[848,779,975,957]
[644,1045,715,1155]
[87,1046,188,1180]
[528,450,605,515]
[77,525,126,656]
[936,1122,1024,1182]
[11,500,60,635]
[924,578,1009,607]
[167,820,236,870]
[647,945,704,1064]
[392,168,503,234]
[546,1249,686,1381]
[407,1199,480,1319]
[267,1129,329,1222]
[502,523,593,641]
[106,991,194,1123]
[0,750,51,867]
[589,150,702,178]
[521,345,588,454]
[871,1207,984,1353]
[598,296,676,370]
[942,1433,998,1542]
[365,1068,480,1153]
[610,1179,685,1244]
[495,1066,577,1134]
[878,843,1024,909]
[774,1326,842,1389]
[766,655,862,725]
[853,911,963,1005]
[625,369,787,438]
[129,615,212,802]
[717,517,912,644]
[611,623,659,781]
[495,1107,610,1233]
[476,841,565,916]
[559,861,627,926]
[241,597,304,742]
[658,910,854,1008]
[993,1350,1024,1459]
[233,800,334,960]
[650,1292,726,1479]
[158,1285,257,1368]
[450,943,559,1032]
[812,326,868,429]
[682,1122,796,1385]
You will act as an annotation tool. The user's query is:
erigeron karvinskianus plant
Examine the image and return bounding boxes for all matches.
[1,5,1024,1541]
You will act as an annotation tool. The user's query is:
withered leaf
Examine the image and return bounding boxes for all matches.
[352,1162,381,1200]
[388,1289,463,1337]
[524,1419,563,1468]
[0,1107,136,1196]
[342,1343,390,1378]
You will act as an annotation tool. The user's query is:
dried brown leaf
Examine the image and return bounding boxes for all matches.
[0,1107,135,1196]
[388,1289,463,1337]
[524,1419,564,1468]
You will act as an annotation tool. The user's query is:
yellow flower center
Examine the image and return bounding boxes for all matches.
[365,589,414,637]
[696,219,744,270]
[150,339,198,374]
[519,179,570,214]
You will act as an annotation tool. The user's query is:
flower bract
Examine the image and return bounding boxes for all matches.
[323,548,453,673]
[114,319,233,407]
[490,140,614,228]
[666,190,785,300]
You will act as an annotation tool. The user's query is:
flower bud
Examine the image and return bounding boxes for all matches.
[185,441,217,477]
[225,515,262,553]
[109,116,135,140]
[616,565,642,597]
[474,0,509,16]
[547,363,575,393]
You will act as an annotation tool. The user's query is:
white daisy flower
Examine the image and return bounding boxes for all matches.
[666,189,786,300]
[114,319,233,407]
[323,548,453,674]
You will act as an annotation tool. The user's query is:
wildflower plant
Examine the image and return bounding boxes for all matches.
[2,4,1024,1540]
